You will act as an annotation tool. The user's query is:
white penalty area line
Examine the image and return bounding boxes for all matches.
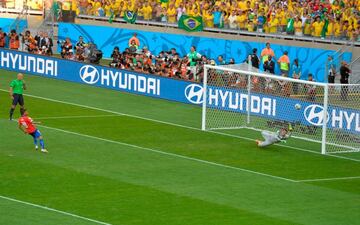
[0,195,112,225]
[297,176,360,183]
[36,124,360,183]
[0,88,359,163]
[34,114,121,120]
[37,124,297,183]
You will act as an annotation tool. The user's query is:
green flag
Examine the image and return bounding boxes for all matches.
[160,0,169,3]
[339,0,345,8]
[178,15,203,32]
[321,19,329,38]
[108,12,115,23]
[286,18,294,34]
[52,1,61,21]
[124,11,137,24]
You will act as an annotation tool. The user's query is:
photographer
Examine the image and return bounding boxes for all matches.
[87,43,103,64]
[22,30,37,53]
[59,37,73,58]
[75,48,85,61]
[9,29,20,50]
[109,46,121,67]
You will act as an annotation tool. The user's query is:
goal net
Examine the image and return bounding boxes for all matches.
[202,64,360,154]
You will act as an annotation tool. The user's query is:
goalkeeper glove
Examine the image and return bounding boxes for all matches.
[288,123,293,131]
[280,140,287,143]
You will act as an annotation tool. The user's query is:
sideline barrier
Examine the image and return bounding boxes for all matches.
[0,48,359,135]
[0,18,28,33]
[58,23,353,82]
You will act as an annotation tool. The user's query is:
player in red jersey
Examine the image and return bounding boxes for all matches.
[18,110,48,153]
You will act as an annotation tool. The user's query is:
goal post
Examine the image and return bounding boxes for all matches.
[202,64,360,154]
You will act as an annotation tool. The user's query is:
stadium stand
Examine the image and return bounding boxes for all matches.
[69,0,360,41]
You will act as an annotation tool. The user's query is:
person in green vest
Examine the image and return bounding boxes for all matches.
[187,46,202,67]
[9,73,26,120]
[277,51,290,76]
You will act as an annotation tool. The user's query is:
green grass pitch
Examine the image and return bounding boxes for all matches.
[0,69,359,225]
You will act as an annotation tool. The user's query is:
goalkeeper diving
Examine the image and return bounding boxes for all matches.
[256,124,293,147]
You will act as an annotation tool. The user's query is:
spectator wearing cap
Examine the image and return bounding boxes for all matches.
[278,51,290,76]
[66,49,75,60]
[128,33,140,48]
[260,42,275,64]
[142,46,151,57]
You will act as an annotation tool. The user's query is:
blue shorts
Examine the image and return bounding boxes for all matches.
[29,129,41,139]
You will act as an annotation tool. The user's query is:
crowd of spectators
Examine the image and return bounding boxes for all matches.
[0,0,43,11]
[0,29,53,55]
[73,0,360,41]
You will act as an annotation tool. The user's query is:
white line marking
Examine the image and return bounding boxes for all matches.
[0,195,111,225]
[37,124,297,183]
[1,88,359,163]
[35,115,120,120]
[297,176,360,183]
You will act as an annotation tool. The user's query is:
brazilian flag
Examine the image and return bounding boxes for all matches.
[124,11,137,24]
[108,12,115,23]
[178,15,203,32]
[286,18,294,34]
[321,18,329,38]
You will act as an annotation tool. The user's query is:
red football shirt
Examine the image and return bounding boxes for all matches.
[18,116,36,134]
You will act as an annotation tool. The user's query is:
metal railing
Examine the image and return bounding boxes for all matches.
[0,7,43,15]
[77,14,360,47]
[8,7,28,32]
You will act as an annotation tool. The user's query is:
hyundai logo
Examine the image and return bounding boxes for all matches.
[79,65,100,84]
[304,104,329,126]
[184,84,203,104]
